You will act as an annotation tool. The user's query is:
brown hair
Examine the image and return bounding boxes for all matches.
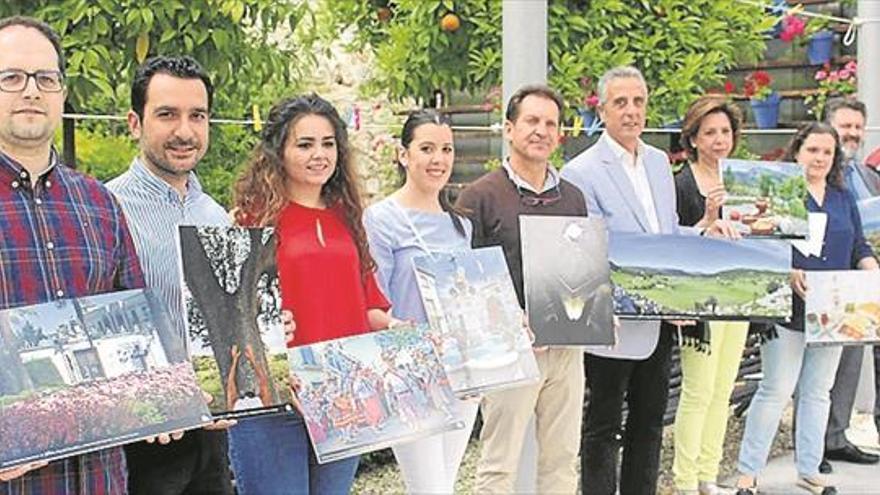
[505,84,565,124]
[679,96,743,162]
[784,122,845,189]
[232,94,375,273]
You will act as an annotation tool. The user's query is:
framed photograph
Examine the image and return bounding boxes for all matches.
[720,158,808,238]
[805,271,880,346]
[412,246,539,396]
[289,325,466,464]
[180,226,293,419]
[610,233,792,320]
[0,289,211,469]
[520,215,615,345]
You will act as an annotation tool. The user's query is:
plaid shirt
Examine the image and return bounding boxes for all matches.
[0,150,144,495]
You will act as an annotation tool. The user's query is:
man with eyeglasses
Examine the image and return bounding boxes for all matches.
[456,84,588,494]
[0,16,144,494]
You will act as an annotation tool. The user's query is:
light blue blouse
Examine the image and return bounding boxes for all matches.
[363,197,473,323]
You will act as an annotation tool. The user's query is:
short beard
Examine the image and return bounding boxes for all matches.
[142,147,196,178]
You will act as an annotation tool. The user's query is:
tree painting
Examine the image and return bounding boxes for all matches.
[180,226,287,416]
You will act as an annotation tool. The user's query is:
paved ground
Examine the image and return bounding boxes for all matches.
[725,414,880,494]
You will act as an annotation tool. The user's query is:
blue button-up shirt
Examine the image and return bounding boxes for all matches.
[788,185,873,332]
[107,158,230,340]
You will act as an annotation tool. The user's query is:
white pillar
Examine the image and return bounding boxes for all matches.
[858,0,880,153]
[502,1,548,492]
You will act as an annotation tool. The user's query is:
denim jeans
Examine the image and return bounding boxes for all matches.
[228,412,359,495]
[737,326,842,478]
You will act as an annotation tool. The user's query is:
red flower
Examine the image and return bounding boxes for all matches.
[724,80,736,94]
[752,71,772,87]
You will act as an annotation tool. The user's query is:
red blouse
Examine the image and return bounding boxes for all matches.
[276,201,389,347]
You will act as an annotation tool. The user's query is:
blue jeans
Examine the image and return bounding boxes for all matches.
[228,412,359,495]
[737,326,842,478]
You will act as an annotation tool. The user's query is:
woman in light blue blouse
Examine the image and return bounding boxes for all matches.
[364,110,478,494]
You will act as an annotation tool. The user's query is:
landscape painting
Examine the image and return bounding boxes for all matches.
[720,158,808,238]
[805,271,880,346]
[0,289,210,469]
[180,226,293,419]
[858,197,880,255]
[520,216,615,345]
[289,325,466,463]
[412,246,539,397]
[609,233,792,320]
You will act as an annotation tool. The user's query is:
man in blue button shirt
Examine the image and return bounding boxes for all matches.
[107,56,235,495]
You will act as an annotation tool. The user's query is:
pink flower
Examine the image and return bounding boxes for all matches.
[815,70,828,81]
[845,60,858,72]
[585,94,600,108]
[828,71,839,82]
[838,69,851,79]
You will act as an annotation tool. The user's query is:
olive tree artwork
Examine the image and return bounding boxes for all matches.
[179,226,292,418]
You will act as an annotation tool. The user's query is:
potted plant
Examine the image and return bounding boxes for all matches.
[778,14,834,65]
[576,76,602,136]
[805,60,857,120]
[805,19,834,65]
[744,70,780,129]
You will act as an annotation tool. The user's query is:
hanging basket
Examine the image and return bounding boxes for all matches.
[807,30,834,65]
[751,92,781,129]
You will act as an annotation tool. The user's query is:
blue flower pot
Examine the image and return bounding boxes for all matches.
[807,30,834,65]
[751,92,781,129]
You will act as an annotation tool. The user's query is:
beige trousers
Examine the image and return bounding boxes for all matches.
[475,347,585,494]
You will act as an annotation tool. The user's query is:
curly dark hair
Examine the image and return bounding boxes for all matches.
[233,93,375,273]
[783,121,845,189]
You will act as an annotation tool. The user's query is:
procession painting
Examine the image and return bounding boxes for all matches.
[412,246,539,396]
[609,233,792,320]
[0,289,210,468]
[720,159,808,238]
[180,226,293,418]
[805,271,880,346]
[520,216,615,345]
[289,325,466,464]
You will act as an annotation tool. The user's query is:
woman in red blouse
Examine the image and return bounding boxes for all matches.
[228,94,390,494]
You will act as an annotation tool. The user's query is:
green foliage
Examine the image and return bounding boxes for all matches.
[73,127,137,182]
[128,398,166,423]
[319,0,775,126]
[0,0,313,206]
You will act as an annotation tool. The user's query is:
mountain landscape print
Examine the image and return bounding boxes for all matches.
[720,159,808,238]
[609,233,792,320]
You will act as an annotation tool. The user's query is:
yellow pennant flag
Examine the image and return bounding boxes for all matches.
[571,114,583,137]
[252,104,262,133]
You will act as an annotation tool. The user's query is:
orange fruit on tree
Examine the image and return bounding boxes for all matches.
[440,12,460,32]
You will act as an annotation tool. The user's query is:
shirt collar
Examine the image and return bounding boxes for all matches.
[602,132,645,165]
[501,157,560,194]
[0,148,59,186]
[130,157,203,202]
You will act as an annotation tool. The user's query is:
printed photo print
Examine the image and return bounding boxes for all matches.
[289,325,465,464]
[521,216,615,346]
[179,226,293,419]
[858,197,880,255]
[412,246,539,397]
[720,158,808,238]
[610,233,792,320]
[805,271,880,346]
[0,289,210,469]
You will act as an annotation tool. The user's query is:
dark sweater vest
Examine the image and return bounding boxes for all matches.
[455,168,589,308]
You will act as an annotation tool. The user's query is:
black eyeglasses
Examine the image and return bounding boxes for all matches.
[516,182,562,207]
[0,69,65,93]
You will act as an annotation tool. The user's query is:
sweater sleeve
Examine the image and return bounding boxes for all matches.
[455,183,487,249]
[363,205,395,298]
